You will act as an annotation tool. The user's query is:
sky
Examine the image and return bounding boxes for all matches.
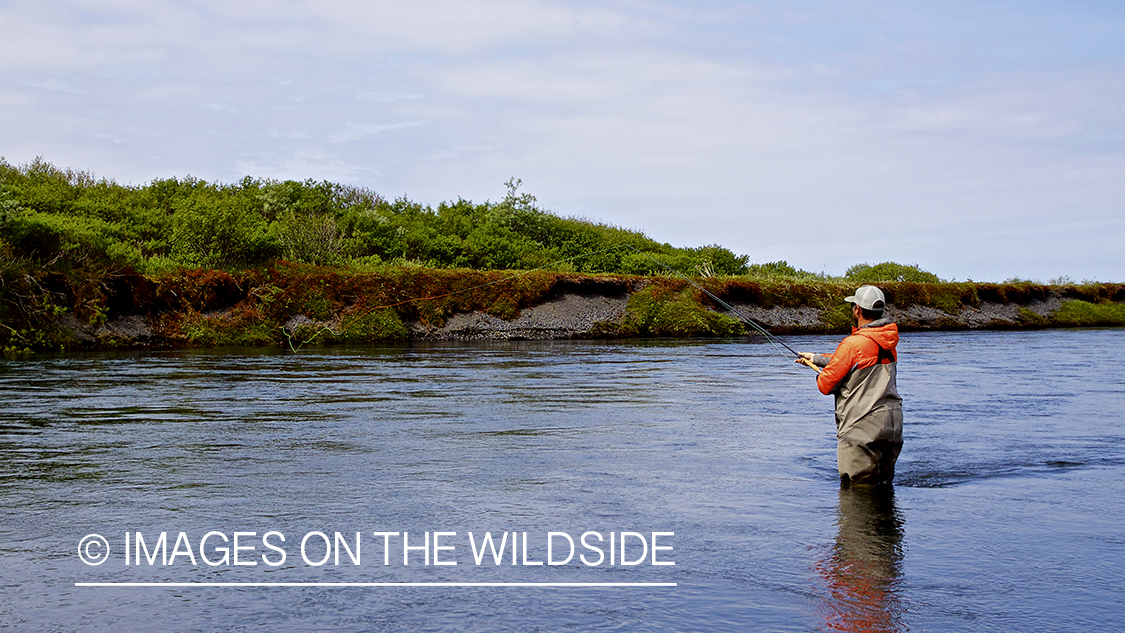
[2,0,1124,282]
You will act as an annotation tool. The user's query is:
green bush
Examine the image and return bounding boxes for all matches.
[6,211,135,268]
[273,210,348,266]
[743,260,827,281]
[620,285,744,337]
[846,262,942,284]
[170,193,277,268]
[2,158,753,276]
[1053,300,1125,326]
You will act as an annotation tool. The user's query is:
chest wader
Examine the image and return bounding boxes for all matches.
[835,343,903,486]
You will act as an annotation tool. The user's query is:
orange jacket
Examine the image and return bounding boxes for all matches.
[813,320,902,434]
[816,321,899,395]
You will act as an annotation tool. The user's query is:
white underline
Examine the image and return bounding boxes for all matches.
[75,582,676,587]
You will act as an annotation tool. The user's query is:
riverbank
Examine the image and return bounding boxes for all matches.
[3,262,1123,352]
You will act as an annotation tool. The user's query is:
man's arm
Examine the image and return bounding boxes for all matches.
[815,339,858,395]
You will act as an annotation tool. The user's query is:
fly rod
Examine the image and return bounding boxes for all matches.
[623,246,821,373]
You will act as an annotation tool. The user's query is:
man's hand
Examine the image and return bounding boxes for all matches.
[795,352,822,373]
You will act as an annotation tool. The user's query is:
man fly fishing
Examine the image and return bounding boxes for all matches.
[619,247,904,484]
[796,285,903,486]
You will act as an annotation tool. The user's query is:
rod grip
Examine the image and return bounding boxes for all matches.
[798,358,822,373]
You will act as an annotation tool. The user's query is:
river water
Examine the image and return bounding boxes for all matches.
[1,329,1123,632]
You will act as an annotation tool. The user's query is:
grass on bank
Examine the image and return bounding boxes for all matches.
[3,157,1122,351]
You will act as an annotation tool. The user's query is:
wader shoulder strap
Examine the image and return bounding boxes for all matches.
[876,343,895,364]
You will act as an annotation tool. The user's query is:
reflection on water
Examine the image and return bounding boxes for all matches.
[814,485,905,633]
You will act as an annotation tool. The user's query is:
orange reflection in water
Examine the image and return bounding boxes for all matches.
[812,484,906,633]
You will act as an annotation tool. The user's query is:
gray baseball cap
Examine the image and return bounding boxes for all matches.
[845,285,885,311]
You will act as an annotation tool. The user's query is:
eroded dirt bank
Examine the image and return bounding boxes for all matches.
[5,264,1124,351]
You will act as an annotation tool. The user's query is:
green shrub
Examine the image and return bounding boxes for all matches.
[621,285,744,337]
[273,210,348,266]
[2,159,752,276]
[1053,300,1125,326]
[742,260,828,281]
[170,193,277,268]
[846,262,942,284]
[340,308,408,341]
[6,211,129,268]
[180,314,279,346]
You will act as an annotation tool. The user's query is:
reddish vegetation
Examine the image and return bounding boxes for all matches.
[41,263,634,349]
[2,262,1123,352]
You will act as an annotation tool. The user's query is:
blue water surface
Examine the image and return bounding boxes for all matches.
[1,329,1123,632]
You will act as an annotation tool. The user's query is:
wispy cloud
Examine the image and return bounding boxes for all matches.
[427,144,500,160]
[356,92,424,103]
[327,121,427,143]
[20,78,82,94]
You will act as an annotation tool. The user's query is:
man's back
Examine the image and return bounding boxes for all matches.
[803,306,904,485]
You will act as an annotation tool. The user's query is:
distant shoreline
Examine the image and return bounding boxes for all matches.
[7,159,1119,352]
[8,264,1122,352]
